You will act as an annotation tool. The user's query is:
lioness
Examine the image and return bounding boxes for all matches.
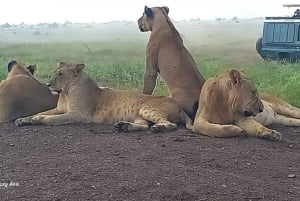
[192,69,284,141]
[138,6,206,120]
[15,62,192,133]
[0,60,58,122]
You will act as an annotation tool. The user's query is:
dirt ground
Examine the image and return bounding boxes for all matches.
[0,123,299,201]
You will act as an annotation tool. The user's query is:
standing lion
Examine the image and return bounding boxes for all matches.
[138,6,206,120]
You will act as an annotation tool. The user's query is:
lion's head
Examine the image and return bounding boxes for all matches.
[138,6,169,32]
[47,61,85,95]
[6,60,36,79]
[201,69,264,118]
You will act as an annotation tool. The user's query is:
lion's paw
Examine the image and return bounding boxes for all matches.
[261,130,282,141]
[239,129,247,136]
[15,116,33,127]
[150,124,166,133]
[113,121,130,133]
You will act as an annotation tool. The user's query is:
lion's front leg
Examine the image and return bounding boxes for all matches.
[35,108,63,116]
[15,112,87,126]
[143,56,158,95]
[236,118,282,141]
[15,109,63,126]
[192,116,245,138]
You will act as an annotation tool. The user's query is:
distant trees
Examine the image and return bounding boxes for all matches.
[33,31,41,35]
[215,18,226,21]
[63,20,72,27]
[19,22,25,28]
[1,23,11,28]
[49,22,59,28]
[232,17,239,23]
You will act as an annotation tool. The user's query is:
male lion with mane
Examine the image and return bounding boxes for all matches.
[192,69,290,141]
[15,62,192,133]
[138,6,206,120]
[0,60,58,122]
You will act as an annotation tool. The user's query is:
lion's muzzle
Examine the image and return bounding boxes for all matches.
[138,17,147,32]
[139,26,144,32]
[48,87,62,95]
[47,82,61,95]
[244,111,254,117]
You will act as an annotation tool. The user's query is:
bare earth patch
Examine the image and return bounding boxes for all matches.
[0,123,299,201]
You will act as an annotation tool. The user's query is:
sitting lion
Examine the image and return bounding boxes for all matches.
[138,6,206,120]
[0,60,58,122]
[192,69,286,141]
[15,62,192,133]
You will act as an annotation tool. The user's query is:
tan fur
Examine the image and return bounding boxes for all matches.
[192,69,282,141]
[138,6,205,120]
[15,62,192,133]
[254,97,300,127]
[0,62,58,122]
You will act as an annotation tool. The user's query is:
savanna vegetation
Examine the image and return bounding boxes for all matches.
[0,19,300,106]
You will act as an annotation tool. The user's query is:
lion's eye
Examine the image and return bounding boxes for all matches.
[251,90,258,97]
[57,72,62,76]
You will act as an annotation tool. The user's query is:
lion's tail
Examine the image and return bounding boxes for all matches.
[180,111,193,130]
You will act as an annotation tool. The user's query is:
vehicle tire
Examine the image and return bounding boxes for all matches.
[277,52,294,63]
[256,37,263,57]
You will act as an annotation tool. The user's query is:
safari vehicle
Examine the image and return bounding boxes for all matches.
[256,4,300,61]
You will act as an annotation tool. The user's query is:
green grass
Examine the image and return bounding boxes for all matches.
[1,21,300,106]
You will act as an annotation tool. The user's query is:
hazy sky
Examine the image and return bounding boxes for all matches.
[0,0,296,24]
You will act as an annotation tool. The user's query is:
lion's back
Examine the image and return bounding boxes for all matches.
[93,89,180,124]
[0,76,57,122]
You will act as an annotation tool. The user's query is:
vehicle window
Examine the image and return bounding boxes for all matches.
[264,23,295,43]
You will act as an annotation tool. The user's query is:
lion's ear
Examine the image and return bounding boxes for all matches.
[229,69,241,84]
[74,63,85,73]
[27,64,37,75]
[57,61,66,68]
[144,5,153,18]
[7,60,17,72]
[162,6,169,14]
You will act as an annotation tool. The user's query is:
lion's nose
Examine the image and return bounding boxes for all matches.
[243,111,253,117]
[46,83,51,87]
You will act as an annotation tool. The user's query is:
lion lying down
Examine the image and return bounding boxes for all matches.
[192,69,300,141]
[15,62,192,133]
[0,60,57,122]
[255,94,300,127]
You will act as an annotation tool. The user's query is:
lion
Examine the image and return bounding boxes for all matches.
[15,62,192,133]
[192,69,285,141]
[254,94,300,127]
[138,6,206,120]
[0,60,58,122]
